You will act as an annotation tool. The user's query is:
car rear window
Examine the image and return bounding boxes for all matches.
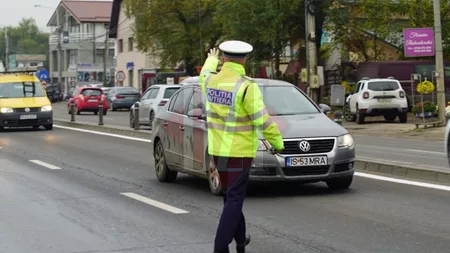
[163,87,180,98]
[367,81,399,91]
[81,89,102,96]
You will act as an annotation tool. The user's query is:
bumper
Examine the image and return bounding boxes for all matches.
[112,100,137,108]
[249,148,355,182]
[0,111,53,127]
[79,103,108,111]
[358,100,408,115]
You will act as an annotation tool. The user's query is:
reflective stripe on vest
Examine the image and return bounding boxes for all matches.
[207,122,255,132]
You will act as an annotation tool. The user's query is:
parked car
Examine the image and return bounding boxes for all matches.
[344,77,408,124]
[45,83,63,102]
[107,87,140,111]
[150,77,356,195]
[67,86,108,115]
[129,84,180,128]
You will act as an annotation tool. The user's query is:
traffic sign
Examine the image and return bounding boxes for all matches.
[37,69,49,82]
[116,71,125,82]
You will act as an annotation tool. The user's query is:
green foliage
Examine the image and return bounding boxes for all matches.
[123,0,222,75]
[412,101,436,114]
[0,18,49,67]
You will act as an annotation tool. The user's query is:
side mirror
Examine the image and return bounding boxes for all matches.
[319,104,331,114]
[187,108,206,120]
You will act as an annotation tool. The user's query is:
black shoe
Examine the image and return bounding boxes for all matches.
[236,235,251,253]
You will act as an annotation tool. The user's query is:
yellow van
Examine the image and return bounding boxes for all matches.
[0,72,53,131]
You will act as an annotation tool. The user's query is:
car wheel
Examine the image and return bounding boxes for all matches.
[75,106,80,115]
[130,111,136,128]
[343,104,356,122]
[44,124,53,130]
[94,111,98,115]
[103,110,107,116]
[206,153,223,196]
[383,114,396,122]
[112,102,117,111]
[326,175,353,190]
[154,140,177,182]
[356,105,365,124]
[398,112,407,123]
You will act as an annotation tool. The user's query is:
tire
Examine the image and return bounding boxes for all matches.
[154,140,178,182]
[383,114,396,122]
[356,105,365,124]
[94,111,98,115]
[149,111,155,127]
[206,153,223,196]
[326,176,353,190]
[344,104,356,122]
[398,112,407,123]
[112,102,117,111]
[129,111,136,128]
[103,110,107,116]
[75,106,80,115]
[44,124,53,130]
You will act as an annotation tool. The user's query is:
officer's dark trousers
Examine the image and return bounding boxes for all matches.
[213,156,252,253]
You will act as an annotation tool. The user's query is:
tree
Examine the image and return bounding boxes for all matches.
[324,0,403,62]
[123,0,222,75]
[0,18,50,68]
[397,0,450,58]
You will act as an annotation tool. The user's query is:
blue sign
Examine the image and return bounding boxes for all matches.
[206,88,234,107]
[37,69,50,82]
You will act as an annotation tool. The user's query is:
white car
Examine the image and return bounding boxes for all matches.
[129,84,180,128]
[445,119,450,166]
[344,77,408,124]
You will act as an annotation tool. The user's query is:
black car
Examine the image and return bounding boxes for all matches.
[46,83,63,102]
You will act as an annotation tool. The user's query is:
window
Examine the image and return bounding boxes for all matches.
[170,88,193,114]
[141,89,152,100]
[128,37,134,51]
[149,88,160,99]
[187,89,205,114]
[163,87,180,98]
[118,39,123,53]
[0,82,46,98]
[258,85,320,115]
[367,81,399,91]
[81,89,102,96]
[168,93,178,111]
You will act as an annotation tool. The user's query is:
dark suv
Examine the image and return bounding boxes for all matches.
[46,83,63,102]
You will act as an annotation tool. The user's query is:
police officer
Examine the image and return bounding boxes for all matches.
[199,40,285,253]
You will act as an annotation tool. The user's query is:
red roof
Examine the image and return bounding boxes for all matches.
[63,0,112,23]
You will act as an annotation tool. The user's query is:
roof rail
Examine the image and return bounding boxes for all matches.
[361,77,370,80]
[387,76,395,79]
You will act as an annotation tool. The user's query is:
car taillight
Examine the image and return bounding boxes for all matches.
[78,94,84,100]
[363,91,369,99]
[158,100,168,106]
[116,95,125,99]
[101,94,106,101]
[399,91,405,98]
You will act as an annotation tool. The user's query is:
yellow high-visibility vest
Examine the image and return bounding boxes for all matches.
[199,57,284,158]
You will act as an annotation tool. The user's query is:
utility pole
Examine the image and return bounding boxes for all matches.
[433,0,446,123]
[56,10,63,92]
[305,0,318,103]
[4,28,9,71]
[103,24,109,87]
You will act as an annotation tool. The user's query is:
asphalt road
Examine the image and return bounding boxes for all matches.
[354,135,448,171]
[0,126,450,253]
[52,101,132,128]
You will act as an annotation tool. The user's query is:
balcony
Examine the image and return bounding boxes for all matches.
[49,33,115,45]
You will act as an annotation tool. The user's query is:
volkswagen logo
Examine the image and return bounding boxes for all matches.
[24,108,30,112]
[298,140,310,152]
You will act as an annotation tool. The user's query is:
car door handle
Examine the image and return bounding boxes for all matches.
[163,121,168,126]
[179,126,185,131]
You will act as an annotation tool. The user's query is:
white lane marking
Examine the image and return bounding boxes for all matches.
[29,160,62,170]
[121,192,189,214]
[355,172,450,192]
[54,125,152,143]
[405,149,445,155]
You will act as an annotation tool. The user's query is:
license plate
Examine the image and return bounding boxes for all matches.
[20,114,37,120]
[286,156,328,167]
[88,99,98,102]
[377,98,391,102]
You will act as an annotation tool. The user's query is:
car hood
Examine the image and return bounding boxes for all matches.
[0,97,50,108]
[258,113,348,139]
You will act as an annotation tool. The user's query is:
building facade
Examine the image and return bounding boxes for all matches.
[47,0,115,93]
[8,54,47,71]
[109,0,161,92]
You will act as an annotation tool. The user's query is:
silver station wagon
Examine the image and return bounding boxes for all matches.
[151,77,356,195]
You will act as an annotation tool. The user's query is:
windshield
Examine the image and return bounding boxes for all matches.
[81,89,102,96]
[260,86,320,115]
[117,87,139,94]
[368,81,399,91]
[0,82,46,98]
[163,87,180,98]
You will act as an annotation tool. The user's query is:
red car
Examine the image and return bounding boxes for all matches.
[67,86,108,115]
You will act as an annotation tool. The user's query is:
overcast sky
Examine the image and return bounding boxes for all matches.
[1,0,62,32]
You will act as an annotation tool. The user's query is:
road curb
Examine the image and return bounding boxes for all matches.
[53,120,151,140]
[53,120,450,185]
[355,158,450,185]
